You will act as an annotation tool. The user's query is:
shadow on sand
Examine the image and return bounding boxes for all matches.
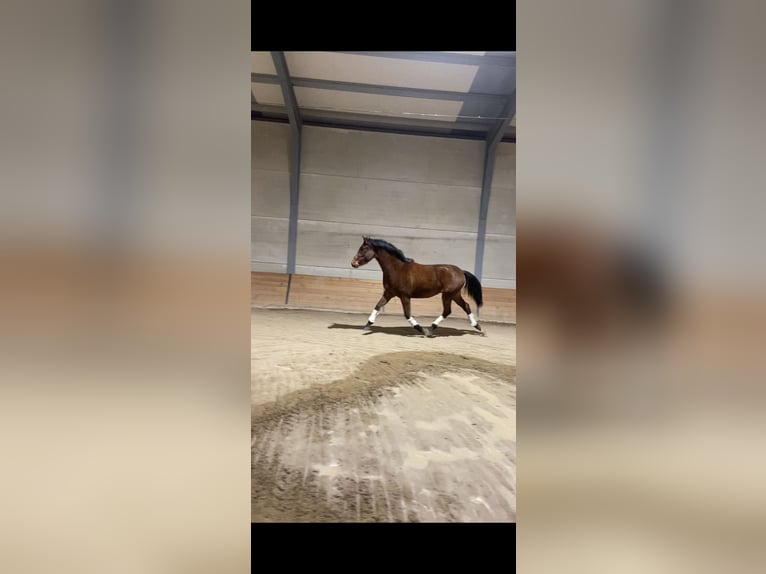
[327,323,484,338]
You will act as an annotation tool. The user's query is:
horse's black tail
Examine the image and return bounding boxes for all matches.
[463,271,483,308]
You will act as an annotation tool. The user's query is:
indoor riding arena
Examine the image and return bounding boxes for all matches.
[251,52,516,522]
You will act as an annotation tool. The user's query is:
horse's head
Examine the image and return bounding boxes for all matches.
[351,236,375,268]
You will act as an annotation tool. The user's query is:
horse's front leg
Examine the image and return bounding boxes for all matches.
[363,291,391,333]
[400,296,429,336]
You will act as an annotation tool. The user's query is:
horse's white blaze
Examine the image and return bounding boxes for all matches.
[408,316,419,326]
[468,312,478,326]
[433,315,445,325]
[368,309,379,323]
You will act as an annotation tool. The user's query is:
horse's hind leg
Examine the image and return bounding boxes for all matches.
[431,293,453,331]
[363,291,392,332]
[453,293,482,332]
[400,296,427,336]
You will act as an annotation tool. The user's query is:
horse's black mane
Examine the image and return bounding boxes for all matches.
[367,238,413,263]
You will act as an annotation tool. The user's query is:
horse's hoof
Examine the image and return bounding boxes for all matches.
[425,328,435,338]
[430,323,438,331]
[474,324,482,332]
[362,325,372,334]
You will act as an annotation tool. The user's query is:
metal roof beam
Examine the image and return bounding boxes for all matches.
[252,112,507,142]
[334,51,516,67]
[250,73,280,84]
[252,73,507,105]
[251,102,496,134]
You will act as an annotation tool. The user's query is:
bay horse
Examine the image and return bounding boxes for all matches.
[350,236,484,336]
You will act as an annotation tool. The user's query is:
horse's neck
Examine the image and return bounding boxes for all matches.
[375,250,403,276]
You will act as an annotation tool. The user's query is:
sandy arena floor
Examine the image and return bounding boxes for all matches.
[251,307,516,522]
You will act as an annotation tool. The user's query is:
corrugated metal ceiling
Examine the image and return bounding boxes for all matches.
[251,51,515,141]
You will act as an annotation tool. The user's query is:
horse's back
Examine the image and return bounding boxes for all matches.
[405,262,464,297]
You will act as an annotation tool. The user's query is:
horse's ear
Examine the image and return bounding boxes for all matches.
[362,236,369,243]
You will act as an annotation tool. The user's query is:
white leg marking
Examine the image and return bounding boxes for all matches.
[368,309,379,323]
[432,315,444,326]
[468,312,478,326]
[408,316,419,327]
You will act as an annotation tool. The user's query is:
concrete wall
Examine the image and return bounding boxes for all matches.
[485,142,516,289]
[251,121,515,286]
[296,126,485,280]
[251,122,290,273]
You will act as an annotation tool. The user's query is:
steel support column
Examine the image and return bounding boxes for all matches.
[271,52,302,286]
[474,91,516,285]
